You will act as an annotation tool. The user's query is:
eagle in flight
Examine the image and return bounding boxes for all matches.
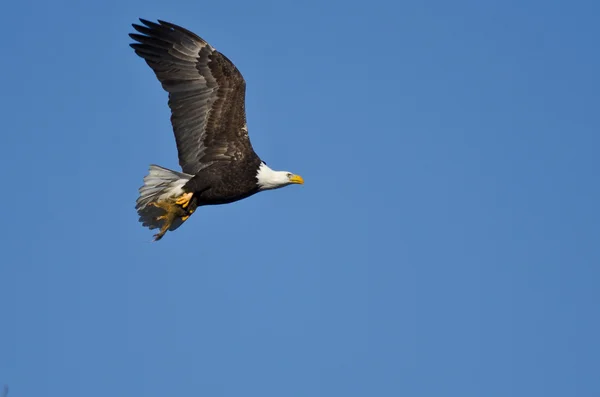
[129,19,304,241]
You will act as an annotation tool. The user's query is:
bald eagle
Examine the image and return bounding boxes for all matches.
[129,19,304,241]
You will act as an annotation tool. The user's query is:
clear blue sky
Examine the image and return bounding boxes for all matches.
[1,0,599,395]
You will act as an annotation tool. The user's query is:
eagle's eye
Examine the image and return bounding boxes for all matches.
[287,173,293,178]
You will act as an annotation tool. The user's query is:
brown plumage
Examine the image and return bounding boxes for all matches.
[129,19,256,175]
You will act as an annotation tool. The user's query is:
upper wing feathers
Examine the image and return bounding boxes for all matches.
[129,19,255,175]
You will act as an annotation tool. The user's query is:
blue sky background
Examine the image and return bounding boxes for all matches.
[1,0,599,396]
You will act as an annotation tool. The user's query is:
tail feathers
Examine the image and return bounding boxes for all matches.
[136,164,193,231]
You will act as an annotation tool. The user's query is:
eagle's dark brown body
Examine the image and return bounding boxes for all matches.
[183,155,262,206]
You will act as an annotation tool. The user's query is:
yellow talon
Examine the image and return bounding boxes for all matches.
[176,192,193,208]
[180,208,195,222]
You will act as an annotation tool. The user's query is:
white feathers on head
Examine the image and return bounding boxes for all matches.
[256,162,295,190]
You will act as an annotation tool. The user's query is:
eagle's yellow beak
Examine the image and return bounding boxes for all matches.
[289,174,304,185]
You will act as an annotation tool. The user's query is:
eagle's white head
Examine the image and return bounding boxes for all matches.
[256,162,304,190]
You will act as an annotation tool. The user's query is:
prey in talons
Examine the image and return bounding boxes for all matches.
[149,193,195,241]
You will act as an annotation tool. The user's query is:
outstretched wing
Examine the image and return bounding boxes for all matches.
[129,19,256,175]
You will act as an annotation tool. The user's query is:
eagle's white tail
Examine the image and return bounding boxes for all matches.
[136,165,193,231]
